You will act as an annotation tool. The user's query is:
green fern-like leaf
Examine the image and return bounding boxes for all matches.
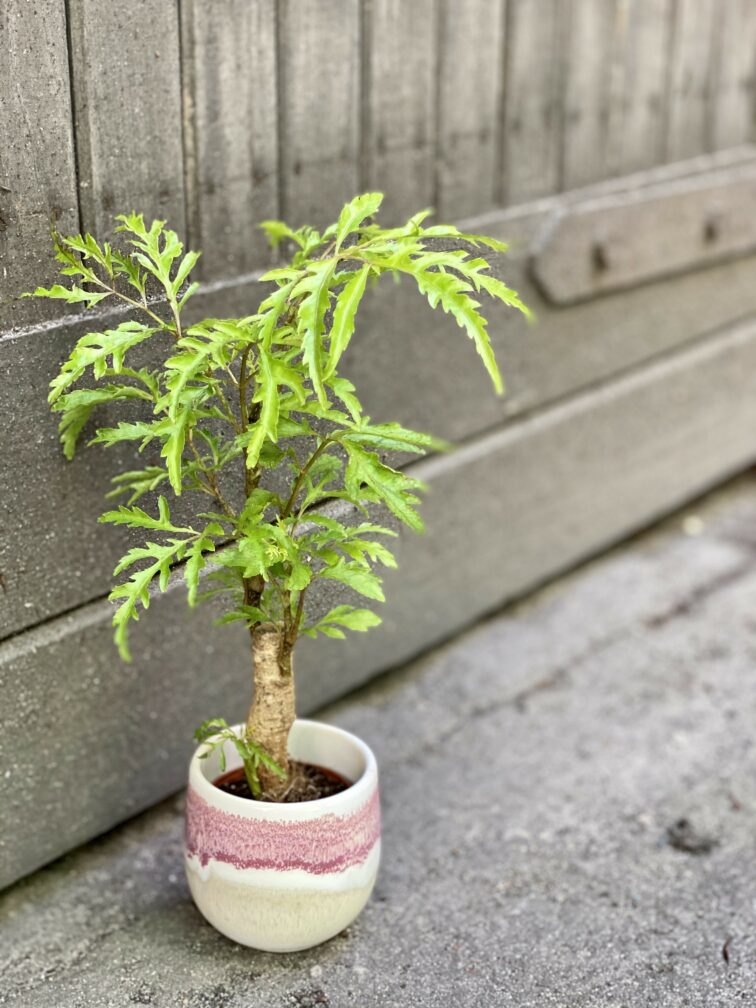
[109,538,189,661]
[326,265,371,377]
[294,260,335,405]
[334,192,383,250]
[344,443,425,531]
[49,321,155,404]
[412,267,503,395]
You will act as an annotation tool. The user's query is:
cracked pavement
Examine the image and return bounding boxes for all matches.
[4,473,756,1007]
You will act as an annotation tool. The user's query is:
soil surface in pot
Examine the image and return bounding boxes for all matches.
[213,761,351,803]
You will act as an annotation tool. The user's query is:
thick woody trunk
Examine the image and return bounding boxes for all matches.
[245,626,296,798]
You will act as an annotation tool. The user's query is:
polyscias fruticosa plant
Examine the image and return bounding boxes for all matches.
[29,193,530,799]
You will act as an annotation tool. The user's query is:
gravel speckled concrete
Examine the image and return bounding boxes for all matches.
[4,475,756,1007]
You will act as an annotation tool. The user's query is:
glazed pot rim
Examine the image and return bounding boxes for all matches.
[188,718,377,817]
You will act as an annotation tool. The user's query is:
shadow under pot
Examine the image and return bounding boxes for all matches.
[184,718,381,952]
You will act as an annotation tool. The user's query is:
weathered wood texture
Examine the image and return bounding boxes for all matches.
[436,0,505,217]
[180,0,278,278]
[5,313,756,889]
[0,0,79,330]
[66,0,185,239]
[362,0,438,224]
[276,0,361,228]
[665,0,717,162]
[533,159,756,304]
[605,0,674,177]
[561,0,615,190]
[2,0,753,311]
[502,0,565,204]
[710,0,756,151]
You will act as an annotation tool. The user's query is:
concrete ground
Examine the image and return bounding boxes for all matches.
[5,474,756,1008]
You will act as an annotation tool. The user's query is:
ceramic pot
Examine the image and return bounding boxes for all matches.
[184,718,381,952]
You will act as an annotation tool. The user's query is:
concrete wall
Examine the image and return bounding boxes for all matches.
[2,0,756,888]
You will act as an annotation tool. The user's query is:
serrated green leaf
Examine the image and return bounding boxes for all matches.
[58,403,94,461]
[185,530,220,607]
[340,538,397,569]
[295,260,335,405]
[315,605,382,633]
[318,625,346,638]
[90,419,169,450]
[287,560,311,592]
[326,265,370,376]
[109,538,189,660]
[160,398,194,495]
[107,467,168,503]
[26,283,109,308]
[259,220,300,249]
[214,605,267,627]
[49,321,155,403]
[412,268,503,395]
[239,488,280,528]
[171,250,201,298]
[257,279,295,348]
[244,347,279,468]
[115,215,183,290]
[344,443,425,531]
[474,271,533,321]
[342,420,447,455]
[53,384,152,459]
[320,561,385,601]
[335,193,383,250]
[99,496,195,533]
[164,320,246,417]
[216,524,286,579]
[455,230,510,253]
[259,267,301,283]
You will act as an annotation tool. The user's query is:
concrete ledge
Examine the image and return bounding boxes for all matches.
[3,317,756,888]
[3,474,756,1005]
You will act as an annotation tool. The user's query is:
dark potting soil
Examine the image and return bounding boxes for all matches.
[213,760,351,803]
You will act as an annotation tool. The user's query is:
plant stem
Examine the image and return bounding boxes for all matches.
[214,382,241,434]
[288,588,307,647]
[167,296,183,342]
[246,625,295,796]
[280,438,333,519]
[91,277,170,332]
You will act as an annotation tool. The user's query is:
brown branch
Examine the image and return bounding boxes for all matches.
[243,573,265,610]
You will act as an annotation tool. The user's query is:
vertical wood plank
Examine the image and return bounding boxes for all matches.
[665,0,717,162]
[606,0,674,177]
[561,0,615,190]
[0,0,78,327]
[502,0,566,204]
[436,0,504,219]
[180,0,278,278]
[277,0,360,229]
[67,0,185,238]
[709,0,756,150]
[363,0,438,224]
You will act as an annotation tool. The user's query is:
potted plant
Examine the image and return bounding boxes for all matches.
[29,193,529,951]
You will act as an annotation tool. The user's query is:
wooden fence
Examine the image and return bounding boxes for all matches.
[2,0,756,887]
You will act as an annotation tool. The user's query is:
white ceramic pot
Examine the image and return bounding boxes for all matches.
[184,718,381,952]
